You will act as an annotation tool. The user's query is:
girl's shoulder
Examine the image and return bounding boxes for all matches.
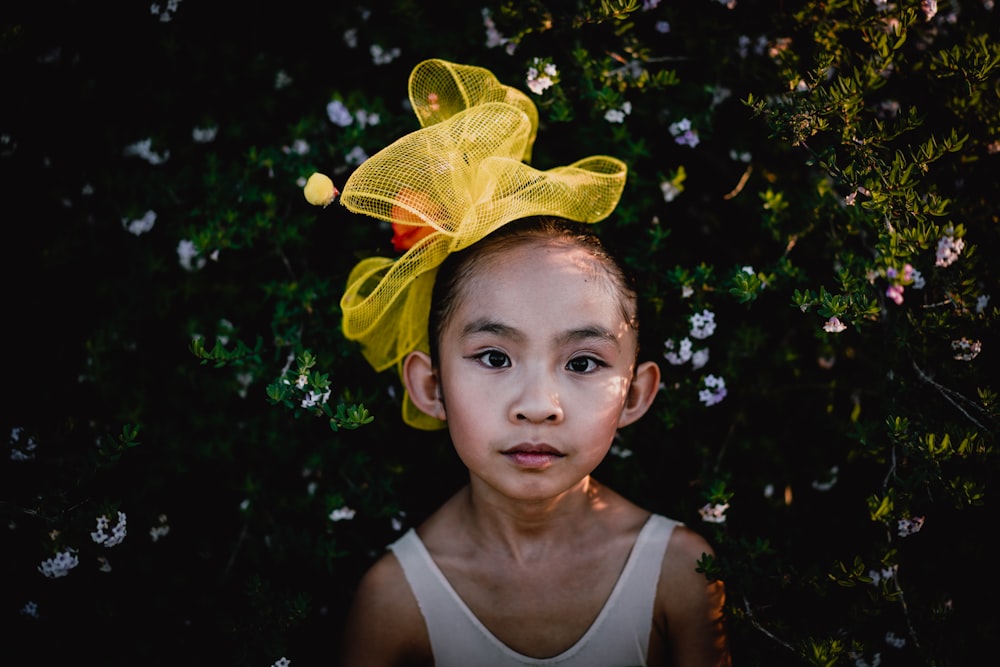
[663,520,716,562]
[339,545,433,666]
[658,521,718,603]
[651,523,731,667]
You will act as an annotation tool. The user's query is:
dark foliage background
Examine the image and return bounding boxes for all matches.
[2,1,997,665]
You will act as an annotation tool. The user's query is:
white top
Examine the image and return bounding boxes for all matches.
[388,513,679,667]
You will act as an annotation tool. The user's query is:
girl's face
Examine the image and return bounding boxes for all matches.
[433,240,648,504]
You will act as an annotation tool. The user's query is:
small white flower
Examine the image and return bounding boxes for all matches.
[851,651,883,667]
[370,44,401,65]
[811,466,839,491]
[609,444,633,459]
[38,549,79,579]
[526,59,557,94]
[482,8,508,48]
[354,109,380,128]
[698,502,730,524]
[897,516,925,537]
[690,348,710,370]
[192,126,218,143]
[975,294,990,314]
[235,371,253,398]
[301,390,331,409]
[527,75,554,95]
[951,337,982,361]
[329,506,356,522]
[675,130,700,147]
[177,239,206,272]
[285,139,310,156]
[10,427,38,462]
[663,337,693,365]
[689,309,717,339]
[698,375,727,406]
[274,70,293,90]
[150,525,170,542]
[122,210,157,236]
[91,511,127,548]
[326,100,353,127]
[604,109,626,123]
[123,137,170,164]
[868,564,897,585]
[660,180,682,202]
[668,118,700,147]
[343,27,359,48]
[150,514,170,542]
[935,230,965,268]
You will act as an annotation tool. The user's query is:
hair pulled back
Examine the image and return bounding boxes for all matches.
[426,216,639,363]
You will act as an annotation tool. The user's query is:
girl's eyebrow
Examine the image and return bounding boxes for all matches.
[461,318,620,349]
[461,318,523,342]
[557,326,621,350]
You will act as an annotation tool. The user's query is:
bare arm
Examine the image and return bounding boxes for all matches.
[339,553,432,667]
[655,525,732,667]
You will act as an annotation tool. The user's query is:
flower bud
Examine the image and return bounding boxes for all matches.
[304,172,339,207]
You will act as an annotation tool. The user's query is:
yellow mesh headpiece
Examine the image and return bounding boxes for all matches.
[339,58,627,430]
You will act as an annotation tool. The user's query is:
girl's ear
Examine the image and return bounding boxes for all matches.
[618,360,661,429]
[402,350,447,421]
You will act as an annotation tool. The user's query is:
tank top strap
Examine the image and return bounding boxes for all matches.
[387,514,680,667]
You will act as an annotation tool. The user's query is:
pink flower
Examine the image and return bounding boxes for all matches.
[886,284,904,305]
[823,317,847,333]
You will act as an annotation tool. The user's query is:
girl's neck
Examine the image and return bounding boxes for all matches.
[454,477,618,556]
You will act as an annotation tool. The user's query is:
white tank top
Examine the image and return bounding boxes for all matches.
[388,513,679,667]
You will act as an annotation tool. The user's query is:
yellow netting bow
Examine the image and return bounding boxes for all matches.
[338,58,627,430]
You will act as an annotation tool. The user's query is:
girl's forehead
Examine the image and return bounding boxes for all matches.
[469,240,601,282]
[455,242,626,314]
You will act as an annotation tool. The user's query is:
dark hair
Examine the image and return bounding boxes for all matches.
[426,216,640,363]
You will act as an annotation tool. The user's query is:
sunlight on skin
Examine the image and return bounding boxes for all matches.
[433,241,644,510]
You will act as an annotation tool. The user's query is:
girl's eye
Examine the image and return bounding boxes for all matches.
[477,350,510,368]
[567,356,601,373]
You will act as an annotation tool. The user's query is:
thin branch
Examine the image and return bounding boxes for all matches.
[742,596,798,654]
[912,361,991,432]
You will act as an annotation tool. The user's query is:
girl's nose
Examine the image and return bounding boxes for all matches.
[509,371,564,424]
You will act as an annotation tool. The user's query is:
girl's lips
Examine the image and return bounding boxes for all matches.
[501,445,564,468]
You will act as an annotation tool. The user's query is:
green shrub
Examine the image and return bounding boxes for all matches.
[3,1,996,664]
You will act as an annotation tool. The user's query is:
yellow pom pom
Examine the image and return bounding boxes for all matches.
[304,172,339,207]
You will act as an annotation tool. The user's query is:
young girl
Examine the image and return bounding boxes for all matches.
[331,59,730,667]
